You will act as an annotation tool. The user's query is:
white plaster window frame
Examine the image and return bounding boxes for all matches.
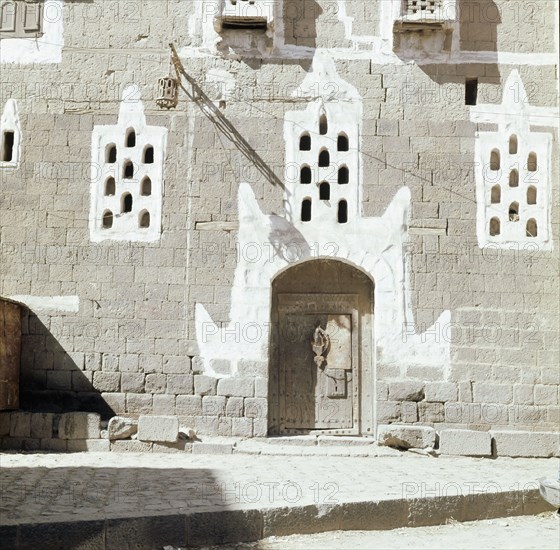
[214,0,275,32]
[89,86,167,243]
[0,0,63,64]
[398,0,457,23]
[0,99,21,169]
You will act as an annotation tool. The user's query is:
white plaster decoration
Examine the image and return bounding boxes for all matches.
[89,85,167,243]
[0,0,64,64]
[8,295,79,313]
[196,53,450,378]
[0,99,21,169]
[472,70,555,250]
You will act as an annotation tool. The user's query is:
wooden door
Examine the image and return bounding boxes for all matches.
[277,294,359,435]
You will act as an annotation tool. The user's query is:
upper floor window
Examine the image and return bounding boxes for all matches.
[0,0,44,39]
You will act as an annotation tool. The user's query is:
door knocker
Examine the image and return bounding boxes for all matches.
[311,324,330,369]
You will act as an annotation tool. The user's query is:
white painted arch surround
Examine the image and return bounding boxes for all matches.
[196,54,450,380]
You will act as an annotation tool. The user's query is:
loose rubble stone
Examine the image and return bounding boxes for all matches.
[377,425,436,449]
[108,416,138,440]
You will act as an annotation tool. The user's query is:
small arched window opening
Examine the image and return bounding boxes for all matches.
[489,217,500,236]
[123,161,134,179]
[121,193,133,214]
[337,133,349,152]
[102,210,113,229]
[1,131,14,162]
[338,166,349,185]
[509,169,519,187]
[526,218,537,238]
[104,177,116,196]
[139,210,150,228]
[141,176,152,196]
[337,200,348,224]
[319,113,328,135]
[318,149,330,168]
[299,133,311,151]
[125,128,136,148]
[105,144,117,163]
[490,149,500,170]
[527,186,537,205]
[301,198,312,222]
[527,152,537,172]
[143,145,154,164]
[300,166,312,184]
[509,135,518,155]
[319,182,330,201]
[490,185,501,204]
[508,202,519,222]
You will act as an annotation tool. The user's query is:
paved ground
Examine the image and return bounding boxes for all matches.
[0,451,557,526]
[206,513,560,550]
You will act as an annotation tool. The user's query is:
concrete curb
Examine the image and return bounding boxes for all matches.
[0,488,554,549]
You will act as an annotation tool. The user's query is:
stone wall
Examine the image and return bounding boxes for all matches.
[0,1,558,442]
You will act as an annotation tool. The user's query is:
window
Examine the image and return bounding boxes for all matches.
[489,217,500,236]
[123,161,134,179]
[490,149,500,171]
[318,149,330,168]
[102,210,113,229]
[508,202,519,222]
[338,166,349,185]
[490,185,500,204]
[217,0,272,31]
[0,0,44,38]
[300,166,311,184]
[319,114,328,136]
[106,144,117,163]
[139,210,150,228]
[319,182,330,200]
[140,176,152,196]
[1,131,14,162]
[509,169,518,188]
[337,134,349,151]
[125,128,136,148]
[121,193,133,213]
[104,177,116,196]
[527,186,537,205]
[526,218,537,238]
[527,152,537,172]
[509,135,518,155]
[299,133,311,151]
[301,198,311,222]
[337,200,348,224]
[143,145,154,164]
[465,79,478,106]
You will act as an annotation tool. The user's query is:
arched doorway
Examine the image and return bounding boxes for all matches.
[269,259,374,436]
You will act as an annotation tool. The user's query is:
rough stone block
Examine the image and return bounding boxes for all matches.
[238,360,268,377]
[192,442,234,454]
[126,393,153,414]
[534,385,559,406]
[378,424,436,449]
[209,359,232,376]
[145,373,167,394]
[232,417,253,437]
[58,413,101,440]
[473,383,513,404]
[202,396,226,417]
[30,412,54,439]
[439,429,492,457]
[177,395,203,416]
[102,392,126,414]
[137,415,179,443]
[254,377,268,398]
[377,401,401,423]
[167,374,194,395]
[67,439,111,452]
[244,398,267,421]
[153,394,176,415]
[40,438,68,452]
[388,381,425,402]
[111,440,153,453]
[217,377,254,398]
[424,382,457,402]
[93,371,121,392]
[225,397,244,417]
[194,375,218,396]
[10,412,32,437]
[253,418,268,437]
[491,430,559,458]
[418,402,444,423]
[108,416,137,440]
[121,373,145,393]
